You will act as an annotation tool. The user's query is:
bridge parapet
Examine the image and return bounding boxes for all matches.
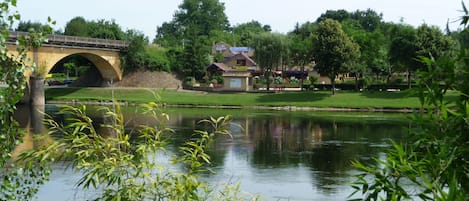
[8,31,128,50]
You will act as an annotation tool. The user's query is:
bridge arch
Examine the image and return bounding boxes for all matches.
[6,32,128,104]
[37,46,123,83]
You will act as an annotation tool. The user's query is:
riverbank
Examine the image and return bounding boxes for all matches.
[45,87,428,112]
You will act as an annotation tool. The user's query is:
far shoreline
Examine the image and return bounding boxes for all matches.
[46,100,418,113]
[44,88,433,113]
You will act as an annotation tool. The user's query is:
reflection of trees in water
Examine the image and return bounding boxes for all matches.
[246,115,406,192]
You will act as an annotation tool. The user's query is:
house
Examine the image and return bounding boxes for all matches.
[207,43,259,91]
[207,63,253,91]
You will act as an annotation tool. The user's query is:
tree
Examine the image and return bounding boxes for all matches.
[311,19,360,95]
[350,9,383,32]
[121,29,149,72]
[63,61,75,79]
[175,0,229,36]
[154,22,183,47]
[251,32,290,91]
[388,23,418,88]
[181,27,211,79]
[342,18,388,89]
[232,20,271,46]
[415,24,455,65]
[316,9,351,23]
[289,22,316,90]
[64,16,89,37]
[88,19,125,40]
[155,0,229,47]
[154,0,230,79]
[64,17,125,40]
[16,20,50,32]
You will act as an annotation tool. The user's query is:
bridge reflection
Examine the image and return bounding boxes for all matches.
[11,104,52,160]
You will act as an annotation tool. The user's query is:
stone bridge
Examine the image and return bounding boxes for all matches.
[6,32,129,104]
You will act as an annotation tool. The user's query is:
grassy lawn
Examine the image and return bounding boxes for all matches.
[45,87,424,109]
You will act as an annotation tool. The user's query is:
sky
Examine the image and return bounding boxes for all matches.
[15,0,466,40]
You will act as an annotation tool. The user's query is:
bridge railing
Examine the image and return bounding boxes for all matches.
[8,31,128,50]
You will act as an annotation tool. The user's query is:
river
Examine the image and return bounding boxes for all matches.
[14,104,409,201]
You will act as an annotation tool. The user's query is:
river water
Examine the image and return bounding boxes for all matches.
[14,104,409,201]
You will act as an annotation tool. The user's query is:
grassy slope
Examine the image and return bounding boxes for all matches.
[45,87,423,109]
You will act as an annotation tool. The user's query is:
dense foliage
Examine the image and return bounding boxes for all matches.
[350,7,469,200]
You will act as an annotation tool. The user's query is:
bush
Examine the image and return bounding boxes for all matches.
[145,46,171,72]
[183,77,196,87]
[210,74,224,84]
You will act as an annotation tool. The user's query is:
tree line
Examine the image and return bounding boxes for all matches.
[16,0,466,91]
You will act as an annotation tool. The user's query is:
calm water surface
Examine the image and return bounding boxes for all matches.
[15,105,409,201]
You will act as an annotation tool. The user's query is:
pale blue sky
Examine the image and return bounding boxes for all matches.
[16,0,465,40]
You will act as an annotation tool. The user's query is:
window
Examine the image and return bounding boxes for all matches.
[236,59,246,66]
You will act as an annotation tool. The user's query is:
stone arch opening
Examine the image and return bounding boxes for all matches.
[48,52,121,87]
[49,54,101,87]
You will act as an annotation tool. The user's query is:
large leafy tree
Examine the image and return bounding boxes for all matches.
[388,23,419,88]
[342,18,388,89]
[155,0,229,47]
[415,24,455,64]
[154,0,230,79]
[251,32,290,90]
[64,17,125,40]
[311,19,360,95]
[88,19,125,40]
[64,16,89,37]
[232,20,271,46]
[175,0,229,36]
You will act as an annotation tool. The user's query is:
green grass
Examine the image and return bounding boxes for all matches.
[45,87,424,109]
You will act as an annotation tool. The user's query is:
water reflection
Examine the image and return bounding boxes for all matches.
[166,109,407,200]
[10,104,50,160]
[12,105,408,201]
